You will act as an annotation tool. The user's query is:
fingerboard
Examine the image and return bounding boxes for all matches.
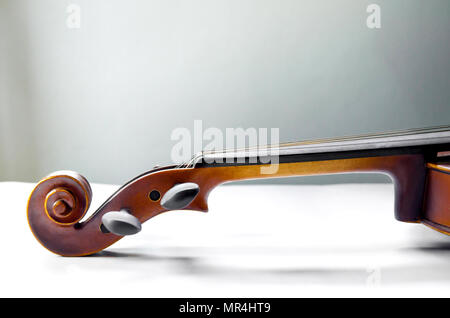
[195,125,450,167]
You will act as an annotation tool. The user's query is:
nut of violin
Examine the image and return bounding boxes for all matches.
[161,182,200,210]
[101,210,142,236]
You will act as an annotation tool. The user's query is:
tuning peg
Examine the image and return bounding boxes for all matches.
[101,210,142,236]
[161,183,200,210]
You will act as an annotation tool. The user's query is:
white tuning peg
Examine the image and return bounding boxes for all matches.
[160,183,200,210]
[101,210,141,236]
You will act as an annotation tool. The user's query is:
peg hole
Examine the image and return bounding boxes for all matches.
[149,190,161,201]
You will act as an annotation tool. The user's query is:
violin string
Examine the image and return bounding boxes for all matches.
[206,124,450,155]
[175,124,450,169]
[204,124,450,156]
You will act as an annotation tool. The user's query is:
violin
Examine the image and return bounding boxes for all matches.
[27,125,450,256]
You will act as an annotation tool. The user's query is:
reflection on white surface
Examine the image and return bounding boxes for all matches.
[0,182,449,297]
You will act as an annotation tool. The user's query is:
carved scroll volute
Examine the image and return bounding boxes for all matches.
[27,171,102,256]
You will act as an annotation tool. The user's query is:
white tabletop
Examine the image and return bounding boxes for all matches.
[0,181,449,297]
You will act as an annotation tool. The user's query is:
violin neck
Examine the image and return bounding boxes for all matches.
[177,126,449,224]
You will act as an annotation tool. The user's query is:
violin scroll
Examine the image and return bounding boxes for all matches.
[28,171,92,226]
[26,166,211,256]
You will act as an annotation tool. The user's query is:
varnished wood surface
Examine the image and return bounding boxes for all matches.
[28,154,428,256]
[422,164,450,234]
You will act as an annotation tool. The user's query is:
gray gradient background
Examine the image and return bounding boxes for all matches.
[0,0,449,184]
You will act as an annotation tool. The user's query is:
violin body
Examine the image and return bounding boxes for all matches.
[422,163,450,234]
[27,127,450,256]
